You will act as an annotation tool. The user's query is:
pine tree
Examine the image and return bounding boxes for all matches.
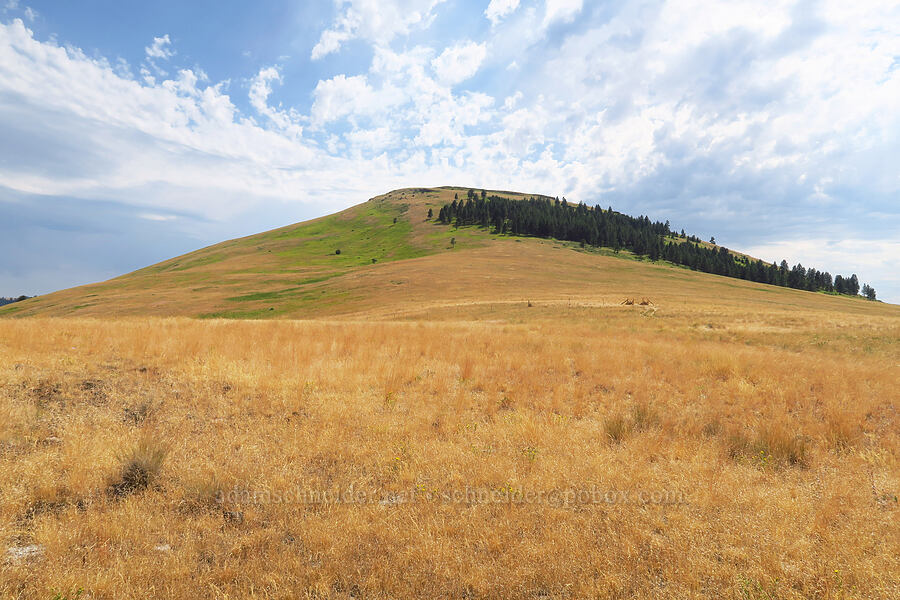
[430,194,871,298]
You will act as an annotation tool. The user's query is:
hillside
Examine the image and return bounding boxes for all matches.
[1,187,895,321]
[2,188,899,598]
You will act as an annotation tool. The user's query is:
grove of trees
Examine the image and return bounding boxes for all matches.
[0,295,31,307]
[438,190,876,300]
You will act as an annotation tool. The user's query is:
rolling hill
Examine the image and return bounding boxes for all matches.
[1,186,895,321]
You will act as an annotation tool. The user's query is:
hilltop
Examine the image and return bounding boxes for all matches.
[0,187,893,321]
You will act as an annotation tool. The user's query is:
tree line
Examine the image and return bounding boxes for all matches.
[437,190,877,300]
[0,295,32,307]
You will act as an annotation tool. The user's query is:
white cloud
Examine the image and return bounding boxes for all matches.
[414,91,493,146]
[248,66,281,115]
[145,34,174,60]
[310,73,404,126]
[543,0,583,27]
[503,90,523,110]
[311,74,373,123]
[485,0,520,25]
[343,126,401,155]
[0,20,333,219]
[431,41,487,85]
[311,0,446,60]
[248,66,303,135]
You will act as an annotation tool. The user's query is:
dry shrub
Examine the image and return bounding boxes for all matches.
[758,425,809,467]
[21,485,74,522]
[727,423,809,468]
[604,402,660,443]
[604,413,630,443]
[108,435,168,497]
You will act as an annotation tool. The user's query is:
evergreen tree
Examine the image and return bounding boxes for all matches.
[834,275,844,294]
[432,193,873,297]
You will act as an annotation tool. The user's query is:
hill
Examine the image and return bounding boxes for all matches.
[1,187,898,598]
[0,187,894,321]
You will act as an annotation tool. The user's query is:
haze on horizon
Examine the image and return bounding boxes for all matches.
[0,0,898,302]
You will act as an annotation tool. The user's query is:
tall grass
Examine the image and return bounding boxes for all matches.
[0,311,896,598]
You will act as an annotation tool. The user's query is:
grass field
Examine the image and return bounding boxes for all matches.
[1,188,898,598]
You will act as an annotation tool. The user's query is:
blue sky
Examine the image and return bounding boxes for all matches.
[1,0,898,301]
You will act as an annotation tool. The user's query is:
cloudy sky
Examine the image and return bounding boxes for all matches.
[1,0,898,301]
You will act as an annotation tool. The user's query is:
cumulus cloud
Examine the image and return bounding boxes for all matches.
[503,90,523,110]
[485,0,520,25]
[310,73,405,126]
[145,34,174,60]
[311,0,446,59]
[248,66,303,135]
[543,0,583,27]
[431,41,487,85]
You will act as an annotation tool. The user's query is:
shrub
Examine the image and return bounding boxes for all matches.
[604,414,630,443]
[108,436,168,497]
[727,424,809,468]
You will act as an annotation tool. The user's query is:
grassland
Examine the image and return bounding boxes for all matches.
[0,187,898,598]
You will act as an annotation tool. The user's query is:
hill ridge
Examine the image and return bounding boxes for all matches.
[1,187,894,320]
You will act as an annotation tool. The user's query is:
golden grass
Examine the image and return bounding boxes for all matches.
[1,304,897,598]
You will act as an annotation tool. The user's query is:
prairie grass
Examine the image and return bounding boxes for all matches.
[0,305,897,598]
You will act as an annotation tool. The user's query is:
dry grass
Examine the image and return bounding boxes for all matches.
[0,302,897,598]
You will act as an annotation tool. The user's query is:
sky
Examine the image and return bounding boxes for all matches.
[1,0,898,302]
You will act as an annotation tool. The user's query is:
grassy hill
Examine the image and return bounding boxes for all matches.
[1,187,898,598]
[1,187,896,321]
